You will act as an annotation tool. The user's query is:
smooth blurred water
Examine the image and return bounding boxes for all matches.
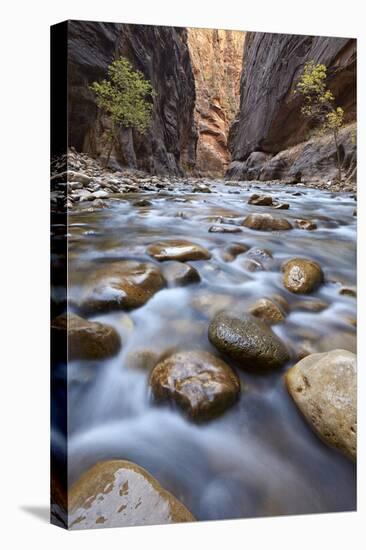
[63,181,356,520]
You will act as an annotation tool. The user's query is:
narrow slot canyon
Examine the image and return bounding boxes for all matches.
[187,28,245,176]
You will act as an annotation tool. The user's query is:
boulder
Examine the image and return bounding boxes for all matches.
[248,194,273,206]
[209,225,242,233]
[222,243,249,262]
[273,202,290,210]
[76,261,165,313]
[147,240,211,262]
[285,349,357,461]
[242,258,265,272]
[339,286,357,298]
[242,213,292,231]
[282,258,324,294]
[249,298,286,324]
[208,312,290,369]
[150,351,240,421]
[51,312,121,360]
[295,219,317,230]
[68,460,195,529]
[162,261,200,286]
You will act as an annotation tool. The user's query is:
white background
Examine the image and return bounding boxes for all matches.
[0,0,364,548]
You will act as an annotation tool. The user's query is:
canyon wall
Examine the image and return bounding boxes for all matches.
[188,28,245,176]
[68,21,197,176]
[227,33,357,183]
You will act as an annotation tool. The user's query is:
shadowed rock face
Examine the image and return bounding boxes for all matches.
[227,32,356,182]
[68,20,197,175]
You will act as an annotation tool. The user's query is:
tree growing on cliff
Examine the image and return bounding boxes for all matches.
[295,61,344,182]
[90,57,154,166]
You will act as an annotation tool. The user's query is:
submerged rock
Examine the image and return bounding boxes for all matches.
[150,351,240,421]
[191,292,235,318]
[68,460,195,529]
[209,225,242,233]
[125,349,160,371]
[295,219,317,230]
[77,261,165,313]
[285,349,357,461]
[208,312,290,370]
[291,299,328,312]
[249,298,286,324]
[242,213,292,231]
[51,312,121,360]
[282,258,324,294]
[339,286,357,298]
[222,243,249,262]
[162,261,200,286]
[147,240,211,262]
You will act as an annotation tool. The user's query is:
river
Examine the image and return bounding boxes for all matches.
[62,180,356,521]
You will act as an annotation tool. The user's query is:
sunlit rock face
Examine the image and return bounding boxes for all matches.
[68,21,197,176]
[187,28,245,177]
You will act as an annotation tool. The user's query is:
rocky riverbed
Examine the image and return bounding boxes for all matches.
[51,151,357,528]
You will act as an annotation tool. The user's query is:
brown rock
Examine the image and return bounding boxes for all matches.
[248,193,273,206]
[208,312,290,369]
[339,286,357,298]
[147,240,211,262]
[77,261,165,313]
[222,243,249,262]
[291,299,328,312]
[246,247,273,261]
[51,312,121,360]
[69,460,195,529]
[249,298,286,324]
[150,351,240,421]
[242,213,292,231]
[273,202,290,209]
[209,225,242,233]
[295,219,317,230]
[162,261,200,286]
[282,258,324,294]
[242,258,265,272]
[285,349,357,461]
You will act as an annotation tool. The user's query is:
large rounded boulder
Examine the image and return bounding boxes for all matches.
[149,350,240,421]
[68,460,195,529]
[242,213,292,231]
[147,239,211,262]
[76,261,165,313]
[51,312,121,360]
[285,349,356,461]
[208,312,290,370]
[282,258,324,294]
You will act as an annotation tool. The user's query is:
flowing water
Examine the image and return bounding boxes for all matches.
[59,181,356,520]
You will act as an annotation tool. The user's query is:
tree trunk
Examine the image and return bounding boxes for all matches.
[333,130,342,183]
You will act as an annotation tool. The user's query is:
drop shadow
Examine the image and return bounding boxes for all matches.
[20,505,49,523]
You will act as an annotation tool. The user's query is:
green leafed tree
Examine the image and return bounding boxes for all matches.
[295,61,344,182]
[90,57,154,166]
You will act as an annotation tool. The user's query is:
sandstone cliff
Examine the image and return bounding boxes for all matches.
[227,32,356,183]
[68,21,197,175]
[188,28,244,176]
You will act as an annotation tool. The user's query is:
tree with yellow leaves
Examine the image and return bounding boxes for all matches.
[295,61,344,182]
